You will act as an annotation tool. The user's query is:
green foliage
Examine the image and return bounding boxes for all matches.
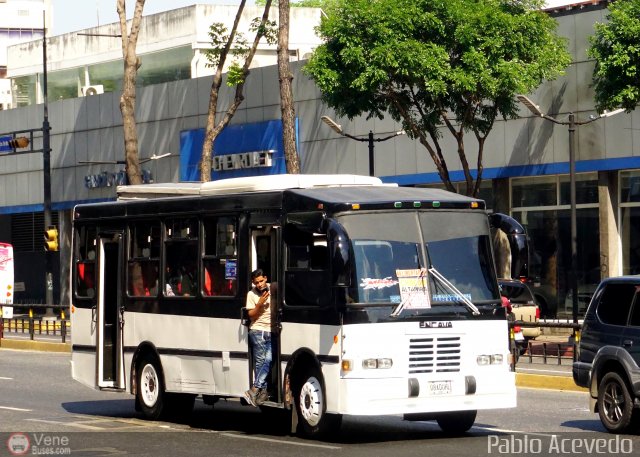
[304,0,571,193]
[588,0,640,112]
[203,18,277,86]
[256,0,330,6]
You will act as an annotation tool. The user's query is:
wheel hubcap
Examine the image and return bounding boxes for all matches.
[299,376,323,426]
[141,364,159,408]
[603,382,624,424]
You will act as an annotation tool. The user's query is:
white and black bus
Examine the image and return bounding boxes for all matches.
[71,174,516,437]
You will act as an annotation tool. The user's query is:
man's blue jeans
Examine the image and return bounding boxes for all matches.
[249,329,272,389]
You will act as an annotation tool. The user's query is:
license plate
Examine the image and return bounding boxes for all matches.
[427,380,452,395]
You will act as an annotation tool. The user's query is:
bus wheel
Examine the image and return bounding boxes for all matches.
[136,354,166,420]
[436,410,477,435]
[294,368,341,438]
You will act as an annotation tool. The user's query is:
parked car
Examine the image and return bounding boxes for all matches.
[498,279,542,340]
[573,276,640,433]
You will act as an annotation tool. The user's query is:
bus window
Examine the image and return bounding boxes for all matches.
[202,217,237,297]
[128,222,160,297]
[164,218,198,297]
[75,226,97,299]
[284,223,330,307]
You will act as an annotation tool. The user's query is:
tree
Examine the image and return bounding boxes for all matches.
[278,0,301,173]
[199,1,277,181]
[117,0,145,185]
[304,0,571,196]
[588,0,640,113]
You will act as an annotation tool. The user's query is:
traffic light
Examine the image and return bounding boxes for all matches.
[44,226,59,251]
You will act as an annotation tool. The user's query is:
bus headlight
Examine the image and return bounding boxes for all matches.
[476,355,491,365]
[362,358,393,369]
[477,354,504,365]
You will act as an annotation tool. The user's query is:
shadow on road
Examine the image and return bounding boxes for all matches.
[560,419,607,433]
[62,399,137,418]
[61,398,508,444]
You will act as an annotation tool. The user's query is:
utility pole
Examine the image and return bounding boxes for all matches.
[517,95,623,323]
[321,116,405,177]
[42,11,53,307]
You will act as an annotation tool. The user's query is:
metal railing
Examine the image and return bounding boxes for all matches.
[0,304,70,343]
[510,319,581,366]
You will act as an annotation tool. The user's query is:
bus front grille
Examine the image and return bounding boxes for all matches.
[408,336,461,374]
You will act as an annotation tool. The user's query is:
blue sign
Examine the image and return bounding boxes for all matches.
[179,119,298,181]
[0,135,15,153]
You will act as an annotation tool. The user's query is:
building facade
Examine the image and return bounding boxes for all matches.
[0,1,638,318]
[0,0,50,109]
[7,4,322,106]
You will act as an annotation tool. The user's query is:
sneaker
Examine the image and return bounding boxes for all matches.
[243,389,257,407]
[255,389,269,405]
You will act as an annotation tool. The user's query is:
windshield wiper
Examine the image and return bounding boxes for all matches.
[428,267,480,315]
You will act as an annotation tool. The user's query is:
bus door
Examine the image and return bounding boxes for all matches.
[96,231,125,390]
[249,224,282,402]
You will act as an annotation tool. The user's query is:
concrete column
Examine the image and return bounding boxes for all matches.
[598,170,620,279]
[491,177,510,214]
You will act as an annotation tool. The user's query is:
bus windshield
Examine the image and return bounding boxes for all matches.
[337,211,499,310]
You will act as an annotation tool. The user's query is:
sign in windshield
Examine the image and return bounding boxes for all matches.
[338,211,499,310]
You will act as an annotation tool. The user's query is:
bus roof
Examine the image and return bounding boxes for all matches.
[117,174,389,200]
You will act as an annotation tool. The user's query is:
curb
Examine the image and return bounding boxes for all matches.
[0,338,71,353]
[516,373,586,392]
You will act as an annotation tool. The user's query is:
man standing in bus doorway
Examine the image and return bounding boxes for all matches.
[244,268,272,407]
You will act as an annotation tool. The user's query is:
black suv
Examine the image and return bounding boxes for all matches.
[573,277,640,433]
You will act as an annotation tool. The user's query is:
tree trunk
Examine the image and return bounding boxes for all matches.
[277,0,300,174]
[117,0,145,185]
[199,0,247,182]
[199,1,274,182]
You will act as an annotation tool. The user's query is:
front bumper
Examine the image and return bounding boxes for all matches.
[334,371,516,416]
[572,361,591,389]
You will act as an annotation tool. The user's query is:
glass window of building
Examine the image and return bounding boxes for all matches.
[620,170,640,275]
[511,173,599,319]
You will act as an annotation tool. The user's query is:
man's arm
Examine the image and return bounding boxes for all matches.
[247,290,270,319]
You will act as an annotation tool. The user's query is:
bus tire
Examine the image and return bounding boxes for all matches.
[136,354,166,420]
[293,367,341,438]
[436,410,477,434]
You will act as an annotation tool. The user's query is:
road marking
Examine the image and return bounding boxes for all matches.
[472,425,558,437]
[0,377,12,380]
[25,418,105,430]
[220,432,341,449]
[0,406,32,412]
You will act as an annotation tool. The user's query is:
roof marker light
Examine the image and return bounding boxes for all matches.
[394,202,402,208]
[471,201,479,209]
[432,201,441,208]
[413,201,421,208]
[317,203,324,210]
[351,203,360,210]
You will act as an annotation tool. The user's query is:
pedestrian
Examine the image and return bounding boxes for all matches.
[244,268,272,406]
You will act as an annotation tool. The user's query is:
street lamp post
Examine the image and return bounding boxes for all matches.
[517,95,623,323]
[321,115,405,177]
[42,11,53,308]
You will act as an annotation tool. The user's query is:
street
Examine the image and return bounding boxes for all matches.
[1,349,638,457]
